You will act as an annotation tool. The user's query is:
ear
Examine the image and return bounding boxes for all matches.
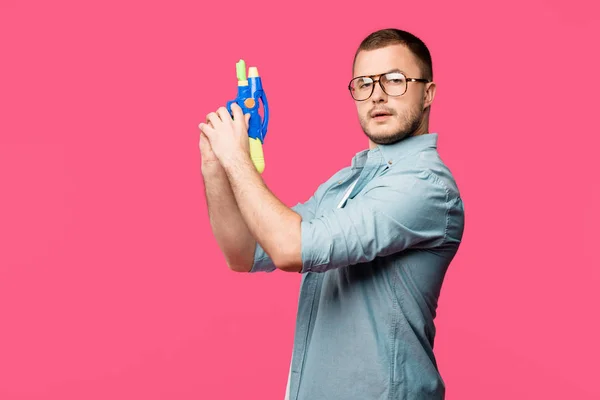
[423,81,436,110]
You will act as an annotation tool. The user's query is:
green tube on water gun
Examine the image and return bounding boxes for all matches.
[236,59,247,82]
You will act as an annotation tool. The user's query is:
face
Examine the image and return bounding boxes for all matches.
[352,44,435,148]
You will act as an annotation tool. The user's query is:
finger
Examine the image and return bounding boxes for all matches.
[198,122,215,138]
[230,103,244,125]
[200,131,213,146]
[199,122,212,133]
[199,129,208,149]
[199,130,209,148]
[216,106,232,123]
[206,112,220,128]
[245,113,250,127]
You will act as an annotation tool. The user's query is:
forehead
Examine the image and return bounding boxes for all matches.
[353,44,420,77]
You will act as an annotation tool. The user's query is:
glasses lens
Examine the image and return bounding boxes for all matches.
[381,72,406,96]
[350,77,373,100]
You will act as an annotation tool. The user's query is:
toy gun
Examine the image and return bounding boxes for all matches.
[226,59,269,174]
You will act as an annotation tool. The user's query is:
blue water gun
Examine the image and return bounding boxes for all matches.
[226,59,269,174]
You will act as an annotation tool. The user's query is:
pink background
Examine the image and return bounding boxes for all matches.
[1,0,599,398]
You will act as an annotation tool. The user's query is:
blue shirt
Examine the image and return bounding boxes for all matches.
[251,133,465,399]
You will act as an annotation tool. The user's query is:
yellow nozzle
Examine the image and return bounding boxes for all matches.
[248,67,259,78]
[249,137,265,174]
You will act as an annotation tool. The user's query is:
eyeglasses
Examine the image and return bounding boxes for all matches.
[348,71,430,101]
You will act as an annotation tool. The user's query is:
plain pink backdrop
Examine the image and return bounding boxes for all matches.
[1,0,598,399]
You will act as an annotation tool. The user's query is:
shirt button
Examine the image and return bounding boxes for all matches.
[338,180,343,184]
[388,160,393,165]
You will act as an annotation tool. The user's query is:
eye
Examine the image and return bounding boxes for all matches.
[356,78,373,89]
[384,72,406,85]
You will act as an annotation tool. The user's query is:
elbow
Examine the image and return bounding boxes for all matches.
[274,218,303,273]
[225,259,252,273]
[275,260,302,273]
[227,263,251,273]
[273,249,303,273]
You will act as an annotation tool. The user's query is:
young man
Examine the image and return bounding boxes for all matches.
[199,28,464,400]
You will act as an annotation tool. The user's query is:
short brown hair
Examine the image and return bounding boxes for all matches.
[353,28,433,81]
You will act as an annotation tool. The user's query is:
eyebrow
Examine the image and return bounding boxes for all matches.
[355,68,406,78]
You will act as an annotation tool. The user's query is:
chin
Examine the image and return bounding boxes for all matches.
[361,107,424,144]
[370,134,408,145]
[366,125,411,145]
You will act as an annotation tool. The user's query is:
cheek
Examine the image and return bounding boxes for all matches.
[405,92,424,109]
[393,97,421,116]
[357,104,369,119]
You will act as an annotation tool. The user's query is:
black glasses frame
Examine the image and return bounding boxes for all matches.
[348,71,430,101]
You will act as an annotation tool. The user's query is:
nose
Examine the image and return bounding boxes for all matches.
[370,80,387,103]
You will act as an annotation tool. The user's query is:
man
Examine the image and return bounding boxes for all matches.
[199,28,464,400]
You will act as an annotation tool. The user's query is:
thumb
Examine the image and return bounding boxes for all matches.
[245,113,250,128]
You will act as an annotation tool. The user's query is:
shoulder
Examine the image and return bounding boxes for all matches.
[388,147,461,198]
[418,149,461,197]
[366,149,462,211]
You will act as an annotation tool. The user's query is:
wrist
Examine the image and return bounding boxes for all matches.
[220,151,251,172]
[201,161,226,177]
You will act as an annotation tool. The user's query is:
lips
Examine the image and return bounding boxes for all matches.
[370,109,392,118]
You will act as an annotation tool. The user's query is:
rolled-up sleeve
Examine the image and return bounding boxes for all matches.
[250,189,322,273]
[300,171,450,273]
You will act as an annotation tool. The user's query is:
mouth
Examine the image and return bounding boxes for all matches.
[370,110,393,121]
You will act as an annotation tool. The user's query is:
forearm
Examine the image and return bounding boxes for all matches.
[202,163,257,272]
[221,155,302,272]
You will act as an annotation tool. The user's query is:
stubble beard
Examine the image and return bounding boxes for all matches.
[360,104,424,145]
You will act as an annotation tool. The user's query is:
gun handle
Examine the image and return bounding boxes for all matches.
[249,137,265,174]
[259,91,269,140]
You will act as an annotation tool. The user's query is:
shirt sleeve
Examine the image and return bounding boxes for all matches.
[249,199,317,273]
[249,171,343,273]
[300,171,451,273]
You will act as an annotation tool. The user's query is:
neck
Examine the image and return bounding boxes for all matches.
[412,118,430,137]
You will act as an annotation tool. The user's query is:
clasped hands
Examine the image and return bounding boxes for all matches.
[198,103,252,169]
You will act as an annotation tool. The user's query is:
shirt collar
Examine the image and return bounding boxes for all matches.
[351,132,438,169]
